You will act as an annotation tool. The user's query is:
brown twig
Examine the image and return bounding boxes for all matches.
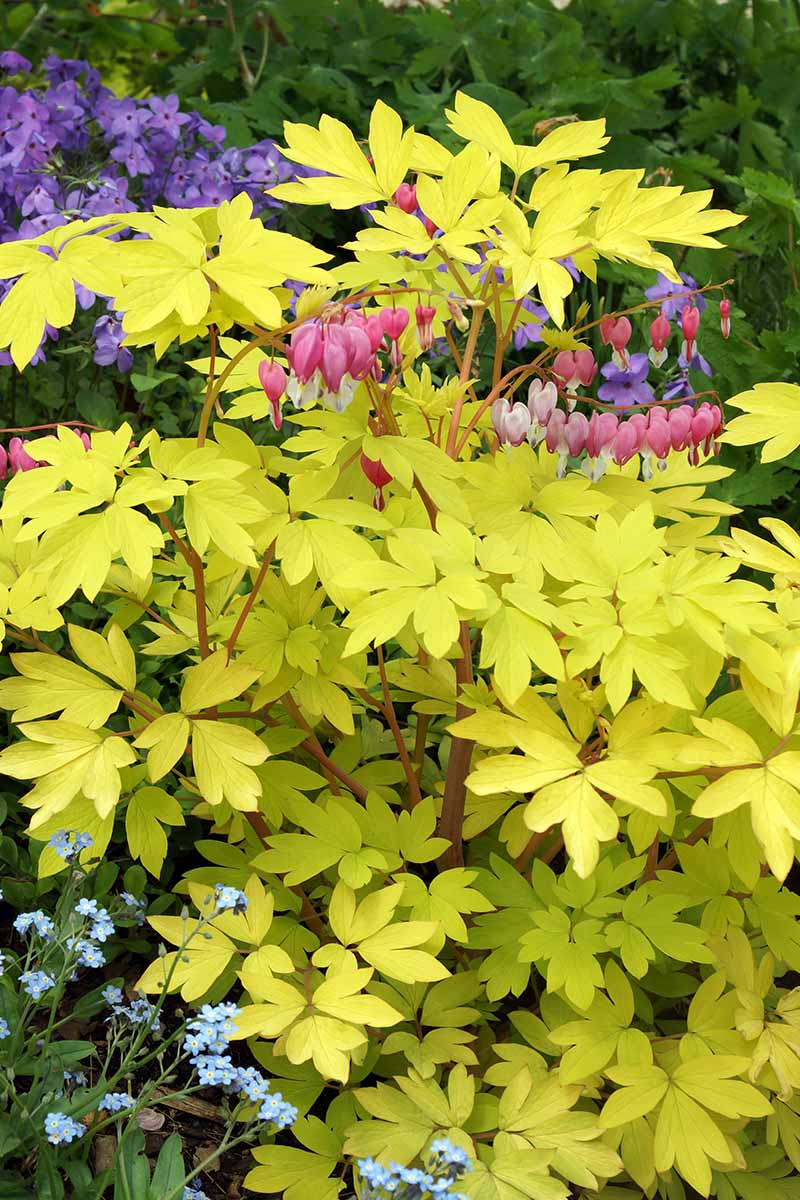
[279,696,368,801]
[225,542,275,661]
[438,622,475,868]
[159,513,210,658]
[655,820,713,873]
[377,646,423,808]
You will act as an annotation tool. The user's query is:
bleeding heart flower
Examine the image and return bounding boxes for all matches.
[680,304,700,360]
[394,183,418,213]
[8,437,37,473]
[720,298,731,340]
[287,323,324,383]
[415,304,436,351]
[258,360,287,430]
[380,308,410,341]
[364,314,386,352]
[360,453,393,511]
[552,349,597,396]
[527,379,557,442]
[648,313,671,367]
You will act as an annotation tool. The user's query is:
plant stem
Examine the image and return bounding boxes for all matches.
[244,811,326,939]
[159,513,210,657]
[376,646,423,808]
[225,541,275,661]
[438,622,474,868]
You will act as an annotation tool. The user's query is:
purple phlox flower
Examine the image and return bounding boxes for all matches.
[83,176,135,218]
[20,178,59,217]
[107,98,148,140]
[1,123,49,170]
[191,116,226,144]
[598,352,655,408]
[0,52,31,75]
[645,271,707,321]
[147,94,188,138]
[110,137,153,177]
[663,373,693,402]
[44,56,101,92]
[17,212,66,238]
[93,313,133,372]
[678,348,713,376]
[513,297,550,350]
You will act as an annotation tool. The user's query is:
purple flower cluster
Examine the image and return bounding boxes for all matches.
[0,54,300,373]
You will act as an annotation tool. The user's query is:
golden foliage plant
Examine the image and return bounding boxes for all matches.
[0,95,799,1200]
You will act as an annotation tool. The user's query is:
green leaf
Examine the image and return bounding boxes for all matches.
[150,1135,186,1197]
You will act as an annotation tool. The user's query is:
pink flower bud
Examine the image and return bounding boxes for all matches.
[612,418,643,466]
[680,305,700,341]
[287,323,324,383]
[649,313,671,353]
[552,350,576,385]
[422,215,437,238]
[364,314,385,352]
[415,304,436,352]
[505,402,533,446]
[258,360,287,403]
[680,304,700,359]
[720,298,731,340]
[553,349,597,393]
[600,316,632,353]
[320,327,350,394]
[565,411,589,457]
[492,397,512,440]
[258,360,288,430]
[360,453,393,489]
[689,402,723,457]
[394,183,418,213]
[380,307,410,341]
[545,408,567,455]
[574,348,597,387]
[608,317,632,353]
[8,437,37,474]
[527,378,557,426]
[362,454,393,511]
[0,444,7,480]
[586,411,619,459]
[668,405,693,451]
[644,412,671,461]
[346,327,375,380]
[599,316,616,345]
